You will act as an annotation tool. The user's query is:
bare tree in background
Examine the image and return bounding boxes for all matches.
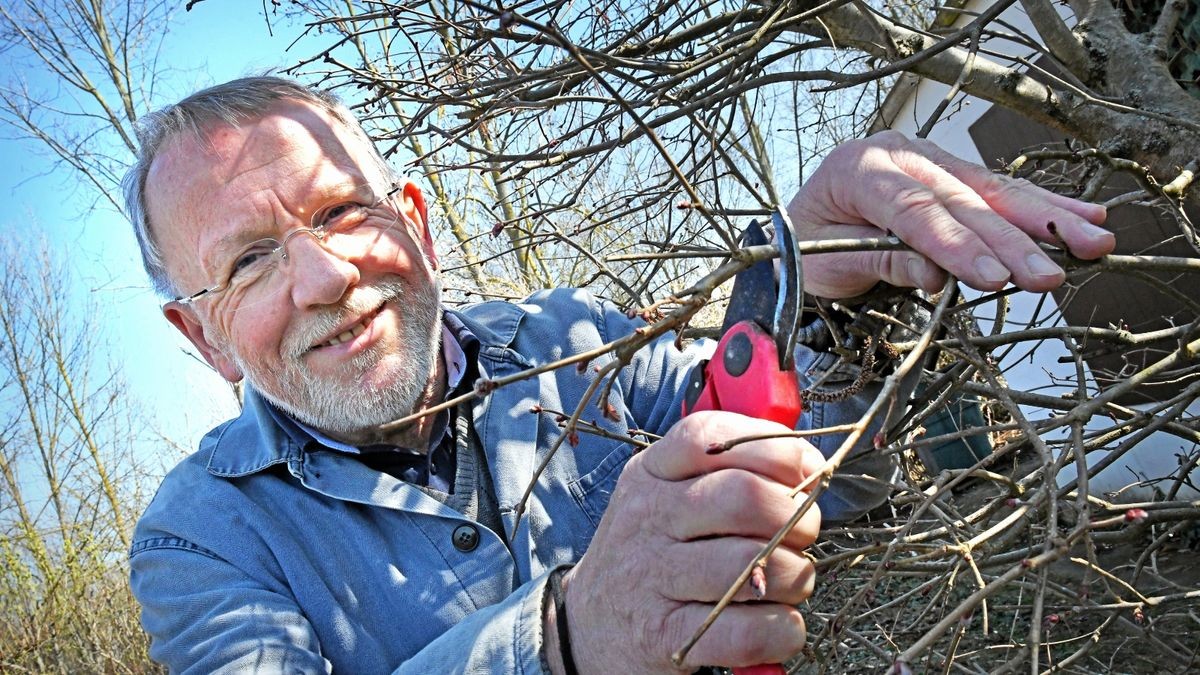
[0,0,173,211]
[236,0,1200,670]
[269,0,1198,297]
[0,238,158,672]
[0,2,178,670]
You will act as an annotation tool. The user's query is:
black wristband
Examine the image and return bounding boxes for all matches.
[549,566,580,675]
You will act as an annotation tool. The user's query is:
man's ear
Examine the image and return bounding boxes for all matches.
[163,303,244,383]
[398,180,438,270]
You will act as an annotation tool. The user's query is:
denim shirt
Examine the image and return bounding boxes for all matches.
[129,288,891,673]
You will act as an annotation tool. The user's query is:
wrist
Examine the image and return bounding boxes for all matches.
[542,565,579,675]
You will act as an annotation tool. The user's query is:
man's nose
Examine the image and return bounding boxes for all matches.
[283,233,361,308]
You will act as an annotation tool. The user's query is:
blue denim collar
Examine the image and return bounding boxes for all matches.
[204,302,527,478]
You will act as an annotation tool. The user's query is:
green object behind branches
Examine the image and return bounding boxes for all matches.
[917,393,992,473]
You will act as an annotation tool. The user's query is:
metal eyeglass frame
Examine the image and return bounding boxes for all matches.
[168,182,404,308]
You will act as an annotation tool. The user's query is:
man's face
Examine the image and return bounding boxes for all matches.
[147,99,443,436]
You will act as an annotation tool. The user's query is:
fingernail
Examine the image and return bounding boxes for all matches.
[1025,253,1061,279]
[1083,222,1115,241]
[974,255,1009,285]
[749,565,767,599]
[906,258,927,287]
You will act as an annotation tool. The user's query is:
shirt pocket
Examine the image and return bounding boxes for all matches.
[567,440,634,528]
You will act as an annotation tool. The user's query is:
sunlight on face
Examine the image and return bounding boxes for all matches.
[224,274,442,435]
[150,99,444,438]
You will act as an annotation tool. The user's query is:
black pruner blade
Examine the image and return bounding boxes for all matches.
[722,208,803,371]
[770,207,803,371]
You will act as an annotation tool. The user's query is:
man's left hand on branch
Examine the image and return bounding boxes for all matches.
[791,131,1115,299]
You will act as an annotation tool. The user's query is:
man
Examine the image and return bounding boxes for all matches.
[126,76,1113,673]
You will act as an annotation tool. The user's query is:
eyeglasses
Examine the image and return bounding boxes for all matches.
[171,182,404,310]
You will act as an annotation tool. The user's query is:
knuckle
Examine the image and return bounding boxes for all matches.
[928,221,979,253]
[731,471,782,517]
[871,129,906,148]
[661,607,700,664]
[677,474,714,517]
[878,251,915,285]
[890,186,945,224]
[677,409,730,446]
[940,188,984,213]
[637,612,671,662]
[983,173,1033,200]
[728,467,768,496]
[614,454,648,495]
[990,220,1040,250]
[836,132,895,162]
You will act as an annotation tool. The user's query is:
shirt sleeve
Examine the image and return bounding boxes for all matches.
[131,539,556,675]
[131,541,334,674]
[391,568,553,675]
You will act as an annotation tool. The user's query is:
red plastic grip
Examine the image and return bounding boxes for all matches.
[683,321,801,428]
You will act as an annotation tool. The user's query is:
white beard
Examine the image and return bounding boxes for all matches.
[234,275,443,436]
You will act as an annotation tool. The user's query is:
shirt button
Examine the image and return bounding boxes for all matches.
[452,523,480,552]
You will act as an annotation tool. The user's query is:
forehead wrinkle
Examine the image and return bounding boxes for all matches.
[221,105,363,182]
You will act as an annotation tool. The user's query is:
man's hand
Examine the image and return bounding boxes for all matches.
[556,412,824,673]
[791,131,1115,299]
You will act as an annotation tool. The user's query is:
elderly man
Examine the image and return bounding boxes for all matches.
[126,76,1113,673]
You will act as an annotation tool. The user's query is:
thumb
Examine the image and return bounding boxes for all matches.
[639,412,814,486]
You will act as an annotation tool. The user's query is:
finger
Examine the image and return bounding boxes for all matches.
[667,601,806,669]
[798,220,950,295]
[858,148,1104,292]
[851,165,1018,291]
[640,412,823,485]
[897,148,1118,290]
[658,469,822,550]
[657,537,817,604]
[879,250,950,293]
[909,137,1108,224]
[908,139,1114,259]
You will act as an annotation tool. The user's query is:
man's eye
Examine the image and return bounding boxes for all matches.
[317,203,367,231]
[230,247,275,277]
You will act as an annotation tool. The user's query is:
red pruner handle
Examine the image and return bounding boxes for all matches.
[682,321,799,675]
[682,320,802,427]
[734,665,786,675]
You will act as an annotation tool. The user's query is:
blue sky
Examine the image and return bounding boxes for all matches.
[0,1,322,460]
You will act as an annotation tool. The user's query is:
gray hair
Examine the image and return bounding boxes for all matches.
[123,76,390,298]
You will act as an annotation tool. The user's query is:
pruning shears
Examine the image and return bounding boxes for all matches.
[681,207,804,675]
[683,207,804,427]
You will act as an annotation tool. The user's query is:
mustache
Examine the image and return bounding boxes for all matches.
[283,280,407,360]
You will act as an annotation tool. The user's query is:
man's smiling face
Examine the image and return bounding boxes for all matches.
[148,98,443,438]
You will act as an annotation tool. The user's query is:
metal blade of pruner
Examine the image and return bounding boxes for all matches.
[722,207,804,371]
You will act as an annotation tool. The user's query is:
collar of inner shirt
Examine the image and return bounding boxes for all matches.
[265,312,478,485]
